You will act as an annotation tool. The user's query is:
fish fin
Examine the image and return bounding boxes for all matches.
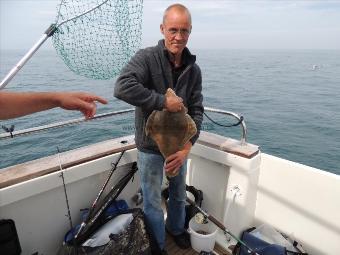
[181,114,197,146]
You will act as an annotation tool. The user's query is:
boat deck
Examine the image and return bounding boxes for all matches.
[162,194,231,255]
[165,233,231,255]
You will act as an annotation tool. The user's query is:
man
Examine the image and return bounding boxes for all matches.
[0,91,107,120]
[114,4,203,254]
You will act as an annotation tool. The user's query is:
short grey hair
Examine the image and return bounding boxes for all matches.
[162,4,192,24]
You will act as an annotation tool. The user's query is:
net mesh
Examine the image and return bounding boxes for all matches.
[52,0,143,80]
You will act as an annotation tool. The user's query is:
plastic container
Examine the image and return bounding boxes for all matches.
[188,217,218,253]
[250,223,300,252]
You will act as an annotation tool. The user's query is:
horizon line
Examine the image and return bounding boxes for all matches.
[1,48,340,51]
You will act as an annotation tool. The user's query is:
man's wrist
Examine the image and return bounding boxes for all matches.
[163,96,168,110]
[47,92,62,107]
[182,142,192,156]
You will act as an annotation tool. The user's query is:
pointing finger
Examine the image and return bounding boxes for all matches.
[87,95,108,104]
[93,96,108,104]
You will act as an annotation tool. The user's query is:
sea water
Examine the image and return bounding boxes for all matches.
[0,49,339,175]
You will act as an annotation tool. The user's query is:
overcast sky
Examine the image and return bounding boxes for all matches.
[0,0,340,50]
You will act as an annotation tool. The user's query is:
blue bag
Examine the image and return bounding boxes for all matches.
[64,199,128,243]
[239,231,286,255]
[233,227,308,255]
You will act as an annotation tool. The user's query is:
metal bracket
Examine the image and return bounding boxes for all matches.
[230,185,242,197]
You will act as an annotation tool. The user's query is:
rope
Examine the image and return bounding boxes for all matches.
[204,112,243,128]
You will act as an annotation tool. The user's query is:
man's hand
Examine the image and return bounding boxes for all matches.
[0,91,108,120]
[56,92,108,119]
[165,142,192,176]
[164,95,184,112]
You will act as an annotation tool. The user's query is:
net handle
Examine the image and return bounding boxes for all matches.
[0,0,111,89]
[0,26,53,89]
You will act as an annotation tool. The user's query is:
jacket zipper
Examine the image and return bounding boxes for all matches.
[175,64,192,90]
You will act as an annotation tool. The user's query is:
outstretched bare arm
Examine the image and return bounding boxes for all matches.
[0,91,108,120]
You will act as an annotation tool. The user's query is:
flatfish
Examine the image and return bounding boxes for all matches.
[145,88,197,177]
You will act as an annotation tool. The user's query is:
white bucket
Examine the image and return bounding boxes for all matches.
[188,217,218,253]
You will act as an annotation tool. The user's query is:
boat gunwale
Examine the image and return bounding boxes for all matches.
[0,132,259,189]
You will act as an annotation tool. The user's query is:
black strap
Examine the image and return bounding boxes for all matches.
[2,125,15,138]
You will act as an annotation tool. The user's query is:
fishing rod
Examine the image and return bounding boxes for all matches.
[74,150,126,241]
[57,147,74,231]
[74,162,138,245]
[186,197,260,255]
[57,147,78,254]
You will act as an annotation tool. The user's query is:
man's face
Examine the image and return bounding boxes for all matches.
[160,10,192,56]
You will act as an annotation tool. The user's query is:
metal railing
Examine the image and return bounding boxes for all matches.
[0,107,247,144]
[204,107,246,144]
[0,109,134,139]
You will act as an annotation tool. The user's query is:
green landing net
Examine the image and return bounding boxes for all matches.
[52,0,143,80]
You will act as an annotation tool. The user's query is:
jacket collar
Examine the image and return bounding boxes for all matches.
[158,39,196,65]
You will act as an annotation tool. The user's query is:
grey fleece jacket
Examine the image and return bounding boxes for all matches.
[114,40,204,154]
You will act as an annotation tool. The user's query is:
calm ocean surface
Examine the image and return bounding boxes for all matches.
[0,49,339,175]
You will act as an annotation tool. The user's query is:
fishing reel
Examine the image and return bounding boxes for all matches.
[194,212,209,224]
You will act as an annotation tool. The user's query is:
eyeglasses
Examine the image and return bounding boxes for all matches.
[166,28,191,37]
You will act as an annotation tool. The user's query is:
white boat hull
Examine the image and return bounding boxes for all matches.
[1,132,339,254]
